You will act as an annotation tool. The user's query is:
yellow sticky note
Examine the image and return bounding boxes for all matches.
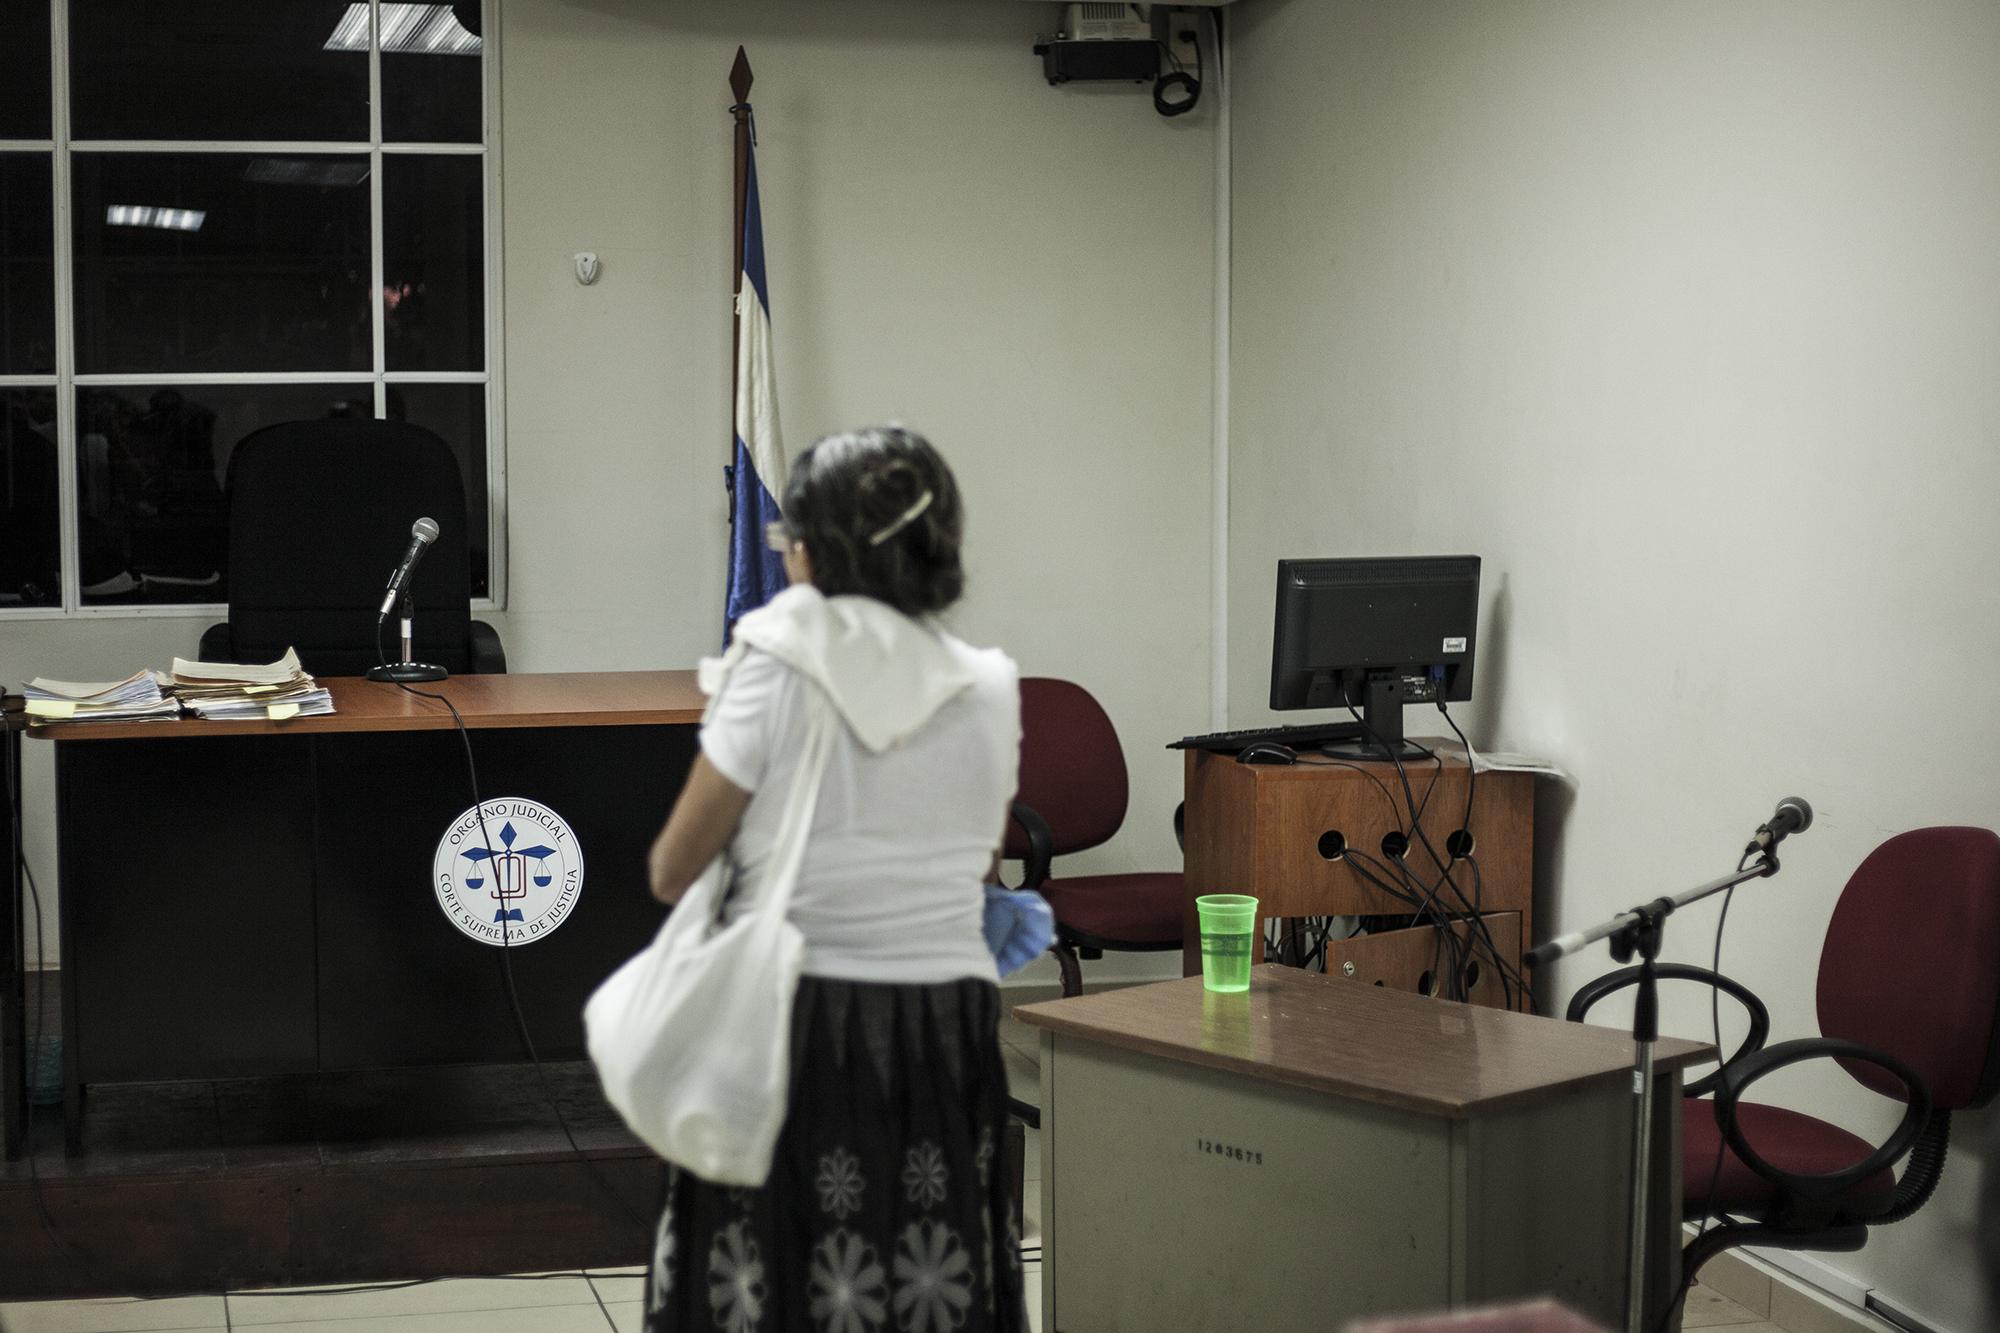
[25,700,76,719]
[266,703,301,721]
[243,685,279,694]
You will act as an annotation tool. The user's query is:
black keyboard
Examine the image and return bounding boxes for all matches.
[1169,721,1365,752]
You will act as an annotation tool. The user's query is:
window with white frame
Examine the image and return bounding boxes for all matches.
[0,1,499,614]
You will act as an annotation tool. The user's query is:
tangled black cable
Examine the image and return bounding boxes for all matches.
[1320,684,1536,1008]
[1150,8,1199,117]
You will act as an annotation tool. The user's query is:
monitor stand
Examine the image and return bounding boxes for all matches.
[1317,677,1434,763]
[1319,736,1433,763]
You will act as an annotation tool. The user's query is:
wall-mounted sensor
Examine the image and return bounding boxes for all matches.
[574,252,600,285]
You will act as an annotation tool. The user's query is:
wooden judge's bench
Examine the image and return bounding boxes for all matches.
[1181,740,1534,1007]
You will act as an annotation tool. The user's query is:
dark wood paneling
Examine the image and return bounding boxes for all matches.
[3,721,24,1158]
[311,725,691,1068]
[60,737,319,1085]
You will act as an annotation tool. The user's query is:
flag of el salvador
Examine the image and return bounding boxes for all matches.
[724,137,788,637]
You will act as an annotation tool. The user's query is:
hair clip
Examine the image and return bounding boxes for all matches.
[868,489,933,545]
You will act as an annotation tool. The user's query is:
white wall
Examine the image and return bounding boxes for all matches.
[496,0,1216,984]
[1226,1,1999,1325]
[3,0,1216,983]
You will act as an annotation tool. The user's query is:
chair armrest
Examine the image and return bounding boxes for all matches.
[470,620,507,674]
[1714,1037,1932,1204]
[1008,801,1053,891]
[1567,964,1770,1099]
[197,622,232,662]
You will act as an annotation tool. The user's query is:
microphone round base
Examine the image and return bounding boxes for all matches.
[366,661,450,684]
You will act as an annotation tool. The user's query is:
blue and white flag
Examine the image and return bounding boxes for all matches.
[724,136,788,637]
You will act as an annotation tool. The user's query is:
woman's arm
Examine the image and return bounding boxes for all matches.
[648,755,753,905]
[987,800,1012,884]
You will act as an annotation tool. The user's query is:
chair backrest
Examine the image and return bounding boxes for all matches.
[1003,677,1129,860]
[1817,826,2000,1110]
[223,418,476,676]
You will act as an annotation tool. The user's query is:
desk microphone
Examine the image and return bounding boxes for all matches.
[1747,797,1813,854]
[378,517,439,619]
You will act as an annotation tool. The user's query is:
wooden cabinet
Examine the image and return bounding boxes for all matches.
[1182,742,1534,1007]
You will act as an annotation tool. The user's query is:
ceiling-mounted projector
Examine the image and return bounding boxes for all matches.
[1036,3,1159,85]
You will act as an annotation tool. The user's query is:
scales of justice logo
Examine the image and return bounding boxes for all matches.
[433,799,583,946]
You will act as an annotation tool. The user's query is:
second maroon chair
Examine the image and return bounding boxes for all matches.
[1004,677,1184,998]
[1569,824,2000,1294]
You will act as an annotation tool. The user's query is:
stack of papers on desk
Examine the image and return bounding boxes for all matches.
[23,671,181,723]
[170,648,335,721]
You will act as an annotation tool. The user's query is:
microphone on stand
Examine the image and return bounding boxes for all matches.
[366,517,449,684]
[377,517,440,620]
[1747,797,1813,855]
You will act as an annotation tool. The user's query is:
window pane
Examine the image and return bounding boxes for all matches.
[392,383,488,597]
[0,389,61,607]
[0,1,52,139]
[72,153,372,375]
[76,383,373,605]
[382,3,484,144]
[0,154,56,375]
[69,1,366,143]
[383,154,484,372]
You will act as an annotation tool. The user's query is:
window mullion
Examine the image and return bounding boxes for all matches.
[12,0,499,620]
[481,0,506,611]
[67,140,372,155]
[51,0,78,614]
[370,0,386,419]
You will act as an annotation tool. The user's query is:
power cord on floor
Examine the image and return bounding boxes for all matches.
[382,676,656,1213]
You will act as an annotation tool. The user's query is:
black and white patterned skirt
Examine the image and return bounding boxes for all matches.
[644,976,1028,1333]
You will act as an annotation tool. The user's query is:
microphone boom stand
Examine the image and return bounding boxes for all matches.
[1526,851,1781,1333]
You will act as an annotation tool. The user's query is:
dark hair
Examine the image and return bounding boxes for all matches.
[780,426,964,616]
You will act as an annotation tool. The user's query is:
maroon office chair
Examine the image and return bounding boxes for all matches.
[1004,678,1184,999]
[1569,826,2000,1289]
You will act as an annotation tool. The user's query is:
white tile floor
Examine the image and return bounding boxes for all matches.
[2,1014,1775,1333]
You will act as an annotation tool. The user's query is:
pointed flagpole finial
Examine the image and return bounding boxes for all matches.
[730,47,753,104]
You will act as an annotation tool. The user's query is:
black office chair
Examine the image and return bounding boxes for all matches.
[198,418,504,676]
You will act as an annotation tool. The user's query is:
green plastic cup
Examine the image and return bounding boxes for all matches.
[1196,894,1259,993]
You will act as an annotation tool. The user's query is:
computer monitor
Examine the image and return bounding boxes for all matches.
[1270,556,1481,761]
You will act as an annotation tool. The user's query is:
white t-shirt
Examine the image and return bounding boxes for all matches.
[699,634,1020,984]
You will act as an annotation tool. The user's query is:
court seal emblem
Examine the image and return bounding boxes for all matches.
[433,799,583,946]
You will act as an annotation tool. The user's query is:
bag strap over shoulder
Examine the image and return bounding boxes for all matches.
[718,684,838,926]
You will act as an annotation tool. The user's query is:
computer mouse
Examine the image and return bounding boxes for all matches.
[1237,741,1297,765]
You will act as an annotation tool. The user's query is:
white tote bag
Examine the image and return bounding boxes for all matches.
[584,688,835,1187]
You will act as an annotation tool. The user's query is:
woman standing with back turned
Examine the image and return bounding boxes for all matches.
[645,426,1028,1332]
